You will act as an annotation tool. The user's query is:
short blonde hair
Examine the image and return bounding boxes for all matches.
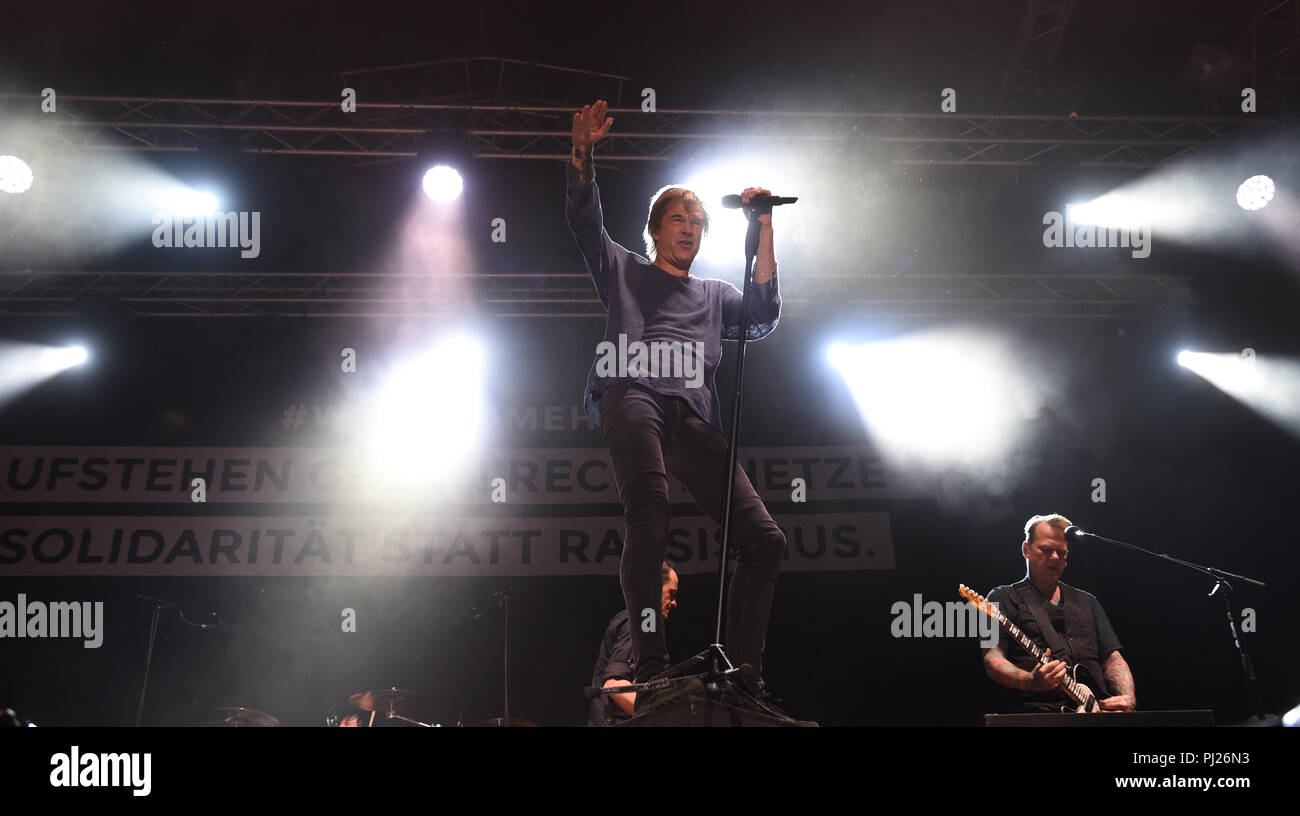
[643,185,710,259]
[1023,513,1072,544]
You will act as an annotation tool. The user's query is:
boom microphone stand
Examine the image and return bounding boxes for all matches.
[134,593,225,726]
[1064,526,1268,717]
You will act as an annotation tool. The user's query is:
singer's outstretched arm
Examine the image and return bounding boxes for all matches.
[565,101,626,309]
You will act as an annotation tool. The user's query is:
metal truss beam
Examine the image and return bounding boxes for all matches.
[0,95,1268,168]
[0,78,1270,170]
[0,268,1194,319]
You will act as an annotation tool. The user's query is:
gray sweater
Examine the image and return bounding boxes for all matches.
[565,161,782,435]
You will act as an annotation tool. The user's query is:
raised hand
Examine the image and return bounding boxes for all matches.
[572,99,614,154]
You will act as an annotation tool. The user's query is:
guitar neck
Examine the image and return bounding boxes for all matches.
[989,607,1092,706]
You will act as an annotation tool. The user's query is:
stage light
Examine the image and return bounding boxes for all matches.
[158,186,219,216]
[1235,175,1274,211]
[0,342,92,405]
[1066,194,1147,229]
[829,329,1038,467]
[1177,348,1300,439]
[41,345,89,373]
[1176,350,1259,392]
[826,343,850,370]
[0,155,34,194]
[358,332,487,499]
[416,129,472,205]
[422,165,463,203]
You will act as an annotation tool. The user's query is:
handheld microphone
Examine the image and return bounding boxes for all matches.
[721,193,798,209]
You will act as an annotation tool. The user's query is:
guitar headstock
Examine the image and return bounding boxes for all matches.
[958,584,996,617]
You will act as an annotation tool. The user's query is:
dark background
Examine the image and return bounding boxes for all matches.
[1,0,1297,726]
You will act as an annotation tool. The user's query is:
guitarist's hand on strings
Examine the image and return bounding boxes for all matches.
[1028,649,1068,691]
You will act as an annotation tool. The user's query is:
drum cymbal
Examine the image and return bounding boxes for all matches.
[199,706,280,727]
[348,687,434,718]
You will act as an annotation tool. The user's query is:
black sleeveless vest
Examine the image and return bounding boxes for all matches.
[1003,578,1109,698]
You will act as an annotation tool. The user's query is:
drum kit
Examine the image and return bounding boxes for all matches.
[197,687,536,727]
[155,585,539,727]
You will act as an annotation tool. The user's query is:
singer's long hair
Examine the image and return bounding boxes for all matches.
[643,185,710,260]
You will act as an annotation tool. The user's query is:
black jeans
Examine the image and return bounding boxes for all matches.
[598,383,786,683]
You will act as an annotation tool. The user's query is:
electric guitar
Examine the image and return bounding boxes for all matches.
[959,584,1104,713]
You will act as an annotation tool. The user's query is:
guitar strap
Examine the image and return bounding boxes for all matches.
[1010,582,1071,661]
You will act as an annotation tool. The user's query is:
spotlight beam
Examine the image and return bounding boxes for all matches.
[1179,349,1300,439]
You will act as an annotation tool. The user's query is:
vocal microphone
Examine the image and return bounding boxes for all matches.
[1063,526,1092,544]
[137,593,226,630]
[721,193,798,209]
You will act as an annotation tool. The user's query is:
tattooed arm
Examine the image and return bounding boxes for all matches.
[984,645,1068,691]
[984,646,1030,690]
[1098,651,1136,712]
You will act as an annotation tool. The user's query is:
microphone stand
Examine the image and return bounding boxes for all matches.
[133,594,226,727]
[499,586,511,727]
[455,582,525,726]
[134,596,173,727]
[1070,529,1267,717]
[683,206,769,697]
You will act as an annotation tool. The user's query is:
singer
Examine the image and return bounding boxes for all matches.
[981,514,1138,713]
[566,99,788,714]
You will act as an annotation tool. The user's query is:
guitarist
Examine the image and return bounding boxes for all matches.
[981,513,1137,713]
